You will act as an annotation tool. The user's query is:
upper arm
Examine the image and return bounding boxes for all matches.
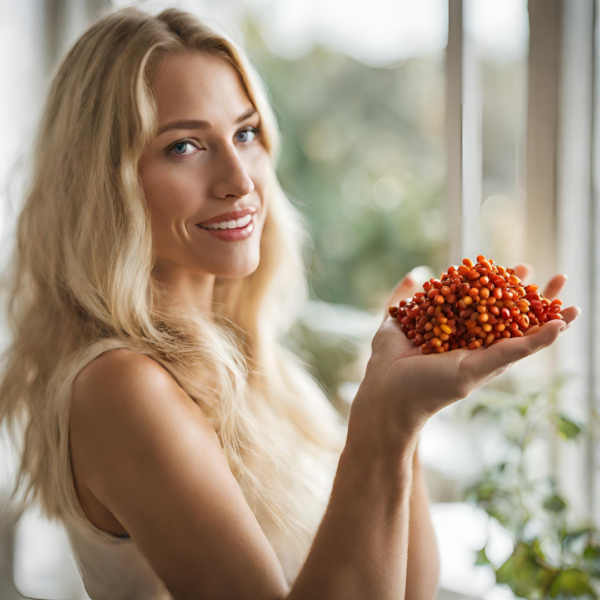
[70,349,289,600]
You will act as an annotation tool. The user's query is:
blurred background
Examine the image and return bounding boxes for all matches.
[1,0,599,598]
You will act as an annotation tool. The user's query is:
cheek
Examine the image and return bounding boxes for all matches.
[141,161,203,219]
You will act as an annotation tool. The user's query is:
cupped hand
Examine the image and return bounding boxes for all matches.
[355,265,581,439]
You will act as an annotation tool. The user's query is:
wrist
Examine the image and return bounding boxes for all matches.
[340,411,417,505]
[349,379,422,445]
[346,390,420,465]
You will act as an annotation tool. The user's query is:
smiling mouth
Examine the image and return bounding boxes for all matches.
[197,213,254,230]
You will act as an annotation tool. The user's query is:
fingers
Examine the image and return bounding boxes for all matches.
[523,324,541,337]
[376,314,424,356]
[513,306,580,338]
[511,264,567,300]
[462,319,567,383]
[560,305,581,326]
[542,274,568,300]
[512,262,534,284]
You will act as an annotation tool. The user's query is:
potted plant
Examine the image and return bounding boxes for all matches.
[463,374,600,598]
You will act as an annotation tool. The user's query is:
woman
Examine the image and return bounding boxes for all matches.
[0,5,579,600]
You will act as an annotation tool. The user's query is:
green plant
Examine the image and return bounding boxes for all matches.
[463,374,600,598]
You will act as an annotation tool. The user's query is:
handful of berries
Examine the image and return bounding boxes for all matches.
[388,256,564,354]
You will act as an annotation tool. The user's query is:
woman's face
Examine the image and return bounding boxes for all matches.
[138,51,270,279]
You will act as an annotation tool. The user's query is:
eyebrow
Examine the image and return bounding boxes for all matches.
[157,107,258,137]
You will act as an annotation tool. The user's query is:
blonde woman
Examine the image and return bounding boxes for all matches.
[0,6,579,600]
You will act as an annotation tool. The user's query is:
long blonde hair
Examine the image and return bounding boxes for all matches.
[0,5,346,581]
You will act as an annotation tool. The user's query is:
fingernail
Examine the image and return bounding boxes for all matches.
[562,274,568,280]
[405,276,415,286]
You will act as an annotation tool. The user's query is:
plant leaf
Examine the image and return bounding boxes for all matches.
[548,568,597,598]
[580,544,600,578]
[496,542,557,597]
[471,404,491,418]
[563,525,595,548]
[475,543,491,566]
[474,481,496,503]
[543,494,568,513]
[555,414,583,440]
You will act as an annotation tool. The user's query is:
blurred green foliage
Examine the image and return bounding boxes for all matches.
[464,374,600,598]
[283,318,361,420]
[241,16,448,311]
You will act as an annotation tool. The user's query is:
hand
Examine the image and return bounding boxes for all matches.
[352,264,581,441]
[381,266,434,324]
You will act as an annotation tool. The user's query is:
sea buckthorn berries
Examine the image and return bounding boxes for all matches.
[388,256,564,354]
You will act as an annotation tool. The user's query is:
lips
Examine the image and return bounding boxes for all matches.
[197,207,257,227]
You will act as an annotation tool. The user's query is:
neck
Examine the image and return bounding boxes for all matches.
[151,260,216,317]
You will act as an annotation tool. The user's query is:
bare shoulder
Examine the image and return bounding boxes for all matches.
[71,347,216,439]
[68,347,288,598]
[74,347,185,410]
[73,346,174,402]
[70,347,220,496]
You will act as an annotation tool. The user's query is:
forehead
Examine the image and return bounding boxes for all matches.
[151,51,251,123]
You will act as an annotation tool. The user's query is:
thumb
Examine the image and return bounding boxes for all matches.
[383,266,436,326]
[385,273,416,309]
[384,265,435,311]
[383,274,416,325]
[462,319,566,383]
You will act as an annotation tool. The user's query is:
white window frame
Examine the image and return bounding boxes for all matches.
[446,0,600,524]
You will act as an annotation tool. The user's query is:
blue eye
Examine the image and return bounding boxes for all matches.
[168,141,198,156]
[236,126,260,143]
[166,126,261,159]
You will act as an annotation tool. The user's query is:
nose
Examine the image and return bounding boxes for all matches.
[211,145,255,199]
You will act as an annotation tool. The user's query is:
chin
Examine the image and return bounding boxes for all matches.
[214,255,261,279]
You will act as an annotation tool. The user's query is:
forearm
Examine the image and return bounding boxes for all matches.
[405,442,440,600]
[287,412,419,600]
